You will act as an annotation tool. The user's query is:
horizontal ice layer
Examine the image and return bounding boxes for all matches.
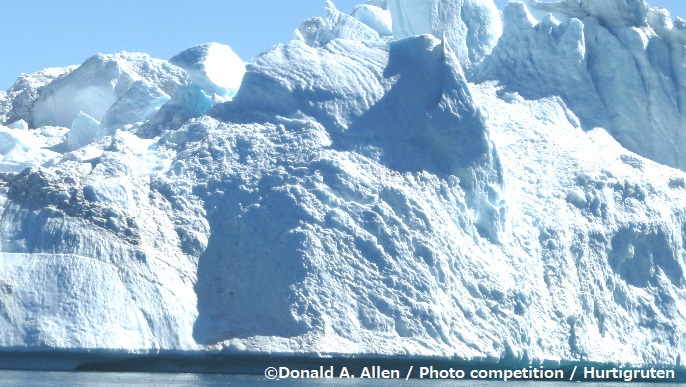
[169,43,246,102]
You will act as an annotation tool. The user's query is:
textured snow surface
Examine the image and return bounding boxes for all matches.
[1,0,686,368]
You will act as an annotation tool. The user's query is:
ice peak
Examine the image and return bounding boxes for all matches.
[170,42,246,103]
[31,52,188,129]
[388,0,502,73]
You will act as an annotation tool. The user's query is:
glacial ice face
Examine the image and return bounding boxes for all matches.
[0,67,76,128]
[1,0,686,369]
[99,80,171,136]
[0,131,198,351]
[477,3,609,129]
[169,43,246,102]
[581,0,649,28]
[478,1,686,171]
[31,52,188,129]
[66,112,100,151]
[388,0,503,72]
[0,124,61,173]
[184,33,507,348]
[225,35,503,227]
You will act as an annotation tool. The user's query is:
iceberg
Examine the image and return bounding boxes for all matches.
[0,0,685,373]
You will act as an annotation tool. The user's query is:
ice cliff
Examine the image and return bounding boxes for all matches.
[1,0,686,369]
[478,0,686,170]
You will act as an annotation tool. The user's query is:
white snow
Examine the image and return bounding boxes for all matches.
[169,43,246,103]
[0,125,61,172]
[296,0,380,47]
[353,4,393,36]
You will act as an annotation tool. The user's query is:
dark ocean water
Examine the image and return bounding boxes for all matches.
[0,370,678,387]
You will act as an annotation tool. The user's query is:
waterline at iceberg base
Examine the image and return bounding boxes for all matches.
[0,351,683,382]
[1,0,686,377]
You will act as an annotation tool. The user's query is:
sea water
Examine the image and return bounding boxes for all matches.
[0,370,677,387]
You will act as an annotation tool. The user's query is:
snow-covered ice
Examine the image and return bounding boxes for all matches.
[0,0,685,371]
[353,4,393,36]
[31,53,187,129]
[169,43,246,103]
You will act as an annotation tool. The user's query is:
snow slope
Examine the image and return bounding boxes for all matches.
[0,0,685,369]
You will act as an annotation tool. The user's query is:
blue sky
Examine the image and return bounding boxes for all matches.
[1,0,685,90]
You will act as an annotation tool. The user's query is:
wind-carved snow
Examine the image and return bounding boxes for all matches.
[0,0,685,370]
